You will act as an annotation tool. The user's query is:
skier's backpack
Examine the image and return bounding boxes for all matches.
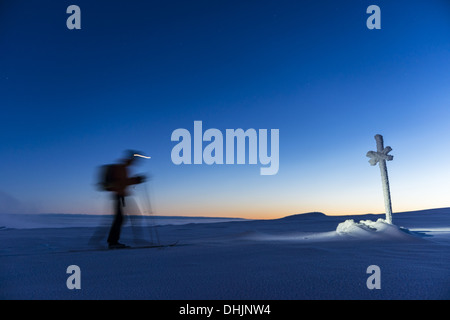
[97,164,117,191]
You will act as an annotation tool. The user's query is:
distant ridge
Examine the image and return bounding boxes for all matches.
[278,207,450,221]
[392,207,450,215]
[279,212,327,220]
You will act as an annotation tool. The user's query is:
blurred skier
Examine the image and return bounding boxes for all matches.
[100,150,147,249]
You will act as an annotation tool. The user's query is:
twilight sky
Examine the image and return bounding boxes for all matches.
[1,0,449,218]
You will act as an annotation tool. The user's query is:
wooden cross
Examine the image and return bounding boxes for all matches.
[366,134,394,224]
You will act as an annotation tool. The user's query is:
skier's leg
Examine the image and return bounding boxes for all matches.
[107,195,124,245]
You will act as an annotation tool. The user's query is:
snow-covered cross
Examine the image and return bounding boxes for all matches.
[366,134,394,224]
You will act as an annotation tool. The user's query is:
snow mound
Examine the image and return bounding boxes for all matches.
[240,219,418,243]
[336,218,414,241]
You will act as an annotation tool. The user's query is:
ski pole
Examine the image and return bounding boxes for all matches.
[143,180,160,245]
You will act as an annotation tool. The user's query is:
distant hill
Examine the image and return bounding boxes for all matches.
[278,212,327,220]
[278,207,450,221]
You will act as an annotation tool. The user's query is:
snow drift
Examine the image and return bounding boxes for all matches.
[241,216,420,243]
[335,218,415,241]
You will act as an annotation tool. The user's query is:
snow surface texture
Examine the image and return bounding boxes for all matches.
[1,209,449,299]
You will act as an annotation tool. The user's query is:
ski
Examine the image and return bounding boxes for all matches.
[115,241,179,250]
[68,241,179,253]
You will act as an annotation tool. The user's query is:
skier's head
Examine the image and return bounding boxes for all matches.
[122,150,138,166]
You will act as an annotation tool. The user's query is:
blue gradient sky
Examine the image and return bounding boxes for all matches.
[1,0,449,218]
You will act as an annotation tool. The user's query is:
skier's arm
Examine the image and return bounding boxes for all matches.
[127,175,146,186]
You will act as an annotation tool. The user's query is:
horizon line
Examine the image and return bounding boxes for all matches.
[2,207,449,220]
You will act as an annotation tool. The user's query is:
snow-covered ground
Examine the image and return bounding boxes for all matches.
[1,208,449,300]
